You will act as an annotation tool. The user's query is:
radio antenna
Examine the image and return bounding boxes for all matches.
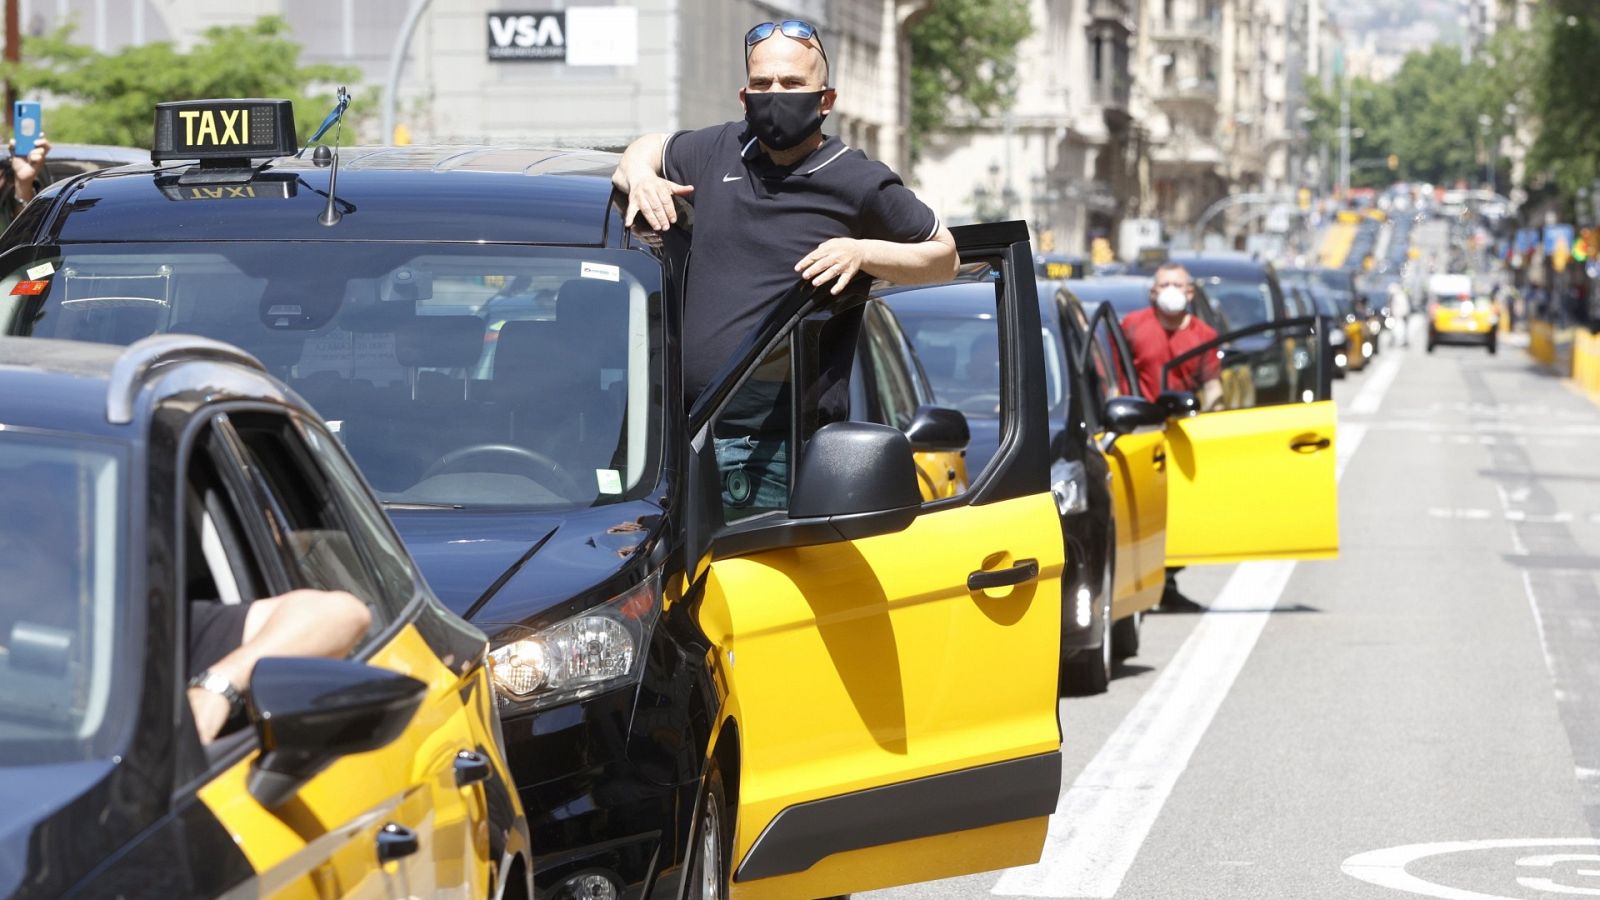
[315,86,351,227]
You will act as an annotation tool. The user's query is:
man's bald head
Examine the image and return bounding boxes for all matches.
[745,30,829,92]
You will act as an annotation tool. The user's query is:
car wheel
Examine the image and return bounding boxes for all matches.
[1112,610,1141,661]
[1487,336,1497,355]
[1426,331,1436,353]
[687,766,730,900]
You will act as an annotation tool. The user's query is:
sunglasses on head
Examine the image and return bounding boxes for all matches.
[745,19,830,77]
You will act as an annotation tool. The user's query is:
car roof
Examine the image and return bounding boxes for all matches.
[0,337,137,437]
[876,280,999,315]
[36,146,621,246]
[46,143,148,165]
[1158,253,1273,278]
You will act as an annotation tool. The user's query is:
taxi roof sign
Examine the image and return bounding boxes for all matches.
[152,99,296,164]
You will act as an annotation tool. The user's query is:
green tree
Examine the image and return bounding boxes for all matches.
[1526,4,1600,200]
[1,17,358,148]
[907,0,1032,162]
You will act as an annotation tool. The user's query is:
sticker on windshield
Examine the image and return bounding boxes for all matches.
[581,262,620,283]
[596,469,623,495]
[26,262,54,280]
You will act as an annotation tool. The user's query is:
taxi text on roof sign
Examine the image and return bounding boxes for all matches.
[151,99,297,164]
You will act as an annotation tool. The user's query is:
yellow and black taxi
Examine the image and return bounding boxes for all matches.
[0,334,531,898]
[0,98,1073,898]
[1426,273,1499,354]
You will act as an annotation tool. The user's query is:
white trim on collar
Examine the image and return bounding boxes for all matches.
[740,137,759,159]
[805,144,851,174]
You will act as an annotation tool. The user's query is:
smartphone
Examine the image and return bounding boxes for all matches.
[13,102,41,156]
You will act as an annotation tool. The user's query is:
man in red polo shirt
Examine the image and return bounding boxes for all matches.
[1122,261,1222,612]
[1121,262,1223,410]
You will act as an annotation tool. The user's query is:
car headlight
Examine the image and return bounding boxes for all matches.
[1050,458,1089,516]
[1253,363,1282,388]
[489,572,662,712]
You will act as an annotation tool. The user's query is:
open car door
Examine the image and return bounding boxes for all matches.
[1161,315,1339,565]
[1079,300,1169,613]
[690,222,1064,899]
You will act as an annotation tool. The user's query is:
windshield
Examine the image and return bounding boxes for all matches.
[1200,277,1273,328]
[894,312,1065,418]
[1,243,664,510]
[0,432,127,766]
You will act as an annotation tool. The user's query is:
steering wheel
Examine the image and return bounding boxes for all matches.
[419,443,588,499]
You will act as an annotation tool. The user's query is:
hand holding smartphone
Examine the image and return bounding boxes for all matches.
[13,102,42,157]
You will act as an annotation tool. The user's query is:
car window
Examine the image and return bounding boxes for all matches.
[859,304,922,431]
[0,242,665,511]
[1202,277,1274,328]
[0,432,128,766]
[223,411,408,641]
[714,340,794,525]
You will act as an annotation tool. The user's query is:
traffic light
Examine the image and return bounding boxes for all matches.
[1387,154,1399,172]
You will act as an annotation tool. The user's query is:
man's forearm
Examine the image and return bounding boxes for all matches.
[858,233,959,285]
[612,132,668,193]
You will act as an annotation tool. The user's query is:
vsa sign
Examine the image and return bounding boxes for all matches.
[487,12,565,61]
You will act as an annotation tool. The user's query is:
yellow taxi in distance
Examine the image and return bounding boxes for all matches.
[1426,274,1499,355]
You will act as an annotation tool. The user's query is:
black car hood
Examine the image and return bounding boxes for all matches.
[388,499,664,631]
[0,759,115,897]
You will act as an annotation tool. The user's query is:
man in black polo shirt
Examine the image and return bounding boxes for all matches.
[612,19,956,509]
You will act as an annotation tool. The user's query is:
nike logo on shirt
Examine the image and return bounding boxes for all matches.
[722,173,741,182]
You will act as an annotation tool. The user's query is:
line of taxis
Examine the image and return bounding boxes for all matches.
[0,99,1340,899]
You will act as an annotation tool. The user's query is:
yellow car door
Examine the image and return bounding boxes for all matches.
[1081,301,1169,611]
[694,223,1064,899]
[1161,317,1340,565]
[186,411,503,898]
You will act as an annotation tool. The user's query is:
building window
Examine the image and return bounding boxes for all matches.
[1092,35,1104,83]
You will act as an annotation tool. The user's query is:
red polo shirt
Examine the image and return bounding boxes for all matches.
[1120,307,1221,402]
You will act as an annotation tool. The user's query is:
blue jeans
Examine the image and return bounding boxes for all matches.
[714,435,789,518]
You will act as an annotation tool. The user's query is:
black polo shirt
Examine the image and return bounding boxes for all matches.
[662,121,940,402]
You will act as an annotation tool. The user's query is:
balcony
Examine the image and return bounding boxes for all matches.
[1151,15,1220,45]
[1152,76,1219,109]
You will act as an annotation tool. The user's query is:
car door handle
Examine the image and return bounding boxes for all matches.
[376,822,419,864]
[1290,436,1332,453]
[1151,449,1167,467]
[968,559,1039,591]
[454,749,491,787]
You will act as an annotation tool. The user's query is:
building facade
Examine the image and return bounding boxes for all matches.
[20,0,924,174]
[913,0,1141,255]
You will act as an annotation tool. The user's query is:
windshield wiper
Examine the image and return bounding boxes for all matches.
[381,501,465,510]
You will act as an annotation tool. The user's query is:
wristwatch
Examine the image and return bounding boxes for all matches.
[188,668,245,719]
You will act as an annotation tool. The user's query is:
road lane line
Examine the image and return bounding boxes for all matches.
[1347,353,1403,416]
[994,383,1386,897]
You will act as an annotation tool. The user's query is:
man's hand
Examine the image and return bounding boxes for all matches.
[8,135,48,203]
[188,686,232,747]
[797,237,867,296]
[624,174,694,232]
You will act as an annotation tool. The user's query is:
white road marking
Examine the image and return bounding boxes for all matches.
[1428,508,1495,520]
[993,364,1392,898]
[1342,839,1600,900]
[1347,353,1403,415]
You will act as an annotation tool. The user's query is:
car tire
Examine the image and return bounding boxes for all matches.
[1487,336,1497,355]
[1112,610,1141,661]
[687,766,731,900]
[1065,541,1114,696]
[1426,330,1436,353]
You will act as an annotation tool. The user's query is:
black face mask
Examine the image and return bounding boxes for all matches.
[744,90,827,151]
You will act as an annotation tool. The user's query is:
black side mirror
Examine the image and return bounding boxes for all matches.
[246,656,426,808]
[1103,396,1168,437]
[903,404,970,452]
[791,422,921,541]
[1155,390,1199,419]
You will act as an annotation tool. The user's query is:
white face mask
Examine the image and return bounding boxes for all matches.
[1156,285,1189,315]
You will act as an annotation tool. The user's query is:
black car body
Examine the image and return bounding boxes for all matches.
[0,126,1072,899]
[0,335,531,899]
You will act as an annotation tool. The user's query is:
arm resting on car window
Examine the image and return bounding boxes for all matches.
[613,132,694,232]
[798,227,960,295]
[189,590,372,745]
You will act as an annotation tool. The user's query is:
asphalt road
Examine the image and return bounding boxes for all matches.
[864,329,1600,899]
